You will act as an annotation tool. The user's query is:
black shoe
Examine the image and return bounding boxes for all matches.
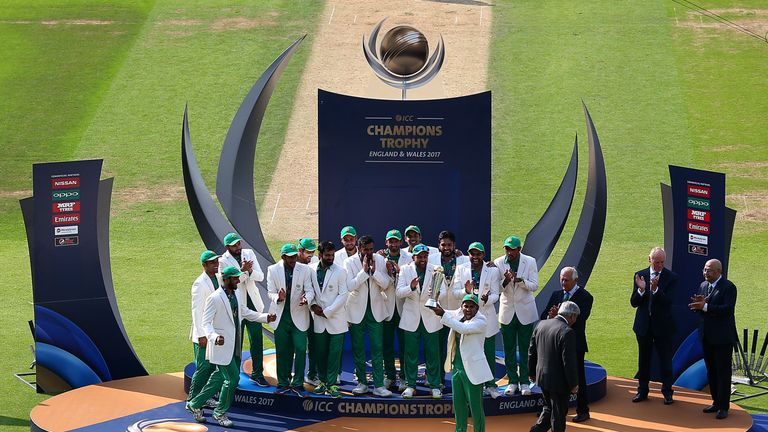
[632,393,648,403]
[663,395,674,405]
[572,413,590,423]
[274,386,290,395]
[716,409,728,419]
[289,386,305,397]
[250,376,269,387]
[702,404,718,413]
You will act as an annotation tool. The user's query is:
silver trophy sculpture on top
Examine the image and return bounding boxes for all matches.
[425,266,445,308]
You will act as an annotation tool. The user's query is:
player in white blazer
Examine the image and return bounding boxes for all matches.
[454,242,502,398]
[344,235,392,397]
[379,229,412,390]
[333,225,358,267]
[267,243,316,394]
[432,294,493,432]
[187,266,274,428]
[218,232,267,385]
[297,237,321,386]
[494,235,539,396]
[396,244,444,399]
[428,230,470,377]
[187,251,221,407]
[308,241,348,397]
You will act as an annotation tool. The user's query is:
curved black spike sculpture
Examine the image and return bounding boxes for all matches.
[522,136,578,270]
[535,103,608,312]
[216,35,306,262]
[181,105,240,255]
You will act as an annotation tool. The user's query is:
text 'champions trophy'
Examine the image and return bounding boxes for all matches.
[425,266,444,308]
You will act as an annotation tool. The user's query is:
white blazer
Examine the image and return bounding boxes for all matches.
[384,251,413,319]
[442,309,494,385]
[495,253,540,325]
[266,261,315,331]
[309,262,349,335]
[453,263,501,337]
[219,248,265,312]
[203,288,268,365]
[333,248,355,268]
[190,271,218,342]
[428,254,470,310]
[396,262,443,333]
[344,253,391,324]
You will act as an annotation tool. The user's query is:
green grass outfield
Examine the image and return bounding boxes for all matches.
[0,0,767,430]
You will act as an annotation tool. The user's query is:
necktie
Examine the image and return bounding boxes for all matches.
[649,272,658,315]
[707,284,714,296]
[563,291,571,301]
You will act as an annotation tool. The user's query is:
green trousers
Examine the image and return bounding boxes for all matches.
[350,302,385,387]
[274,313,308,387]
[439,325,450,375]
[484,336,498,388]
[403,321,441,389]
[501,316,533,385]
[187,342,218,402]
[189,355,239,417]
[314,330,345,385]
[307,315,317,380]
[383,309,405,381]
[452,368,485,432]
[243,319,264,379]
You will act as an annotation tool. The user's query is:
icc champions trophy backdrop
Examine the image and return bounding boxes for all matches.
[318,90,492,247]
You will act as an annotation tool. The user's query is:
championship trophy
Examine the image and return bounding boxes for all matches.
[425,266,445,308]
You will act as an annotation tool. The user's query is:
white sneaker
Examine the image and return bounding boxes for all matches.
[186,404,205,423]
[203,398,218,409]
[431,388,443,399]
[336,376,341,385]
[398,381,407,392]
[373,386,393,397]
[305,375,321,386]
[521,384,531,395]
[383,377,393,388]
[503,384,518,396]
[402,387,415,398]
[213,413,233,427]
[485,387,501,399]
[352,383,369,394]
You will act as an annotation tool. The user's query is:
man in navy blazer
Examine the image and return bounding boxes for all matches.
[630,247,678,404]
[541,266,593,423]
[689,258,737,420]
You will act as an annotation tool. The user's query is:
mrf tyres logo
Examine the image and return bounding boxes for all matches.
[52,201,80,213]
[687,208,710,222]
[52,189,80,201]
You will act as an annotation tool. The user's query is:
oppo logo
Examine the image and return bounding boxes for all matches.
[687,198,710,209]
[52,189,80,201]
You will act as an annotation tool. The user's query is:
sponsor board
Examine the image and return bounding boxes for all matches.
[51,177,80,189]
[52,213,80,225]
[687,197,710,210]
[54,226,79,236]
[52,201,80,213]
[54,236,79,247]
[688,244,709,256]
[687,184,711,198]
[688,233,708,245]
[52,189,80,201]
[687,208,710,222]
[687,221,710,234]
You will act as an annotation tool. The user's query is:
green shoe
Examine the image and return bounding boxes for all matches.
[327,385,342,398]
[313,384,327,395]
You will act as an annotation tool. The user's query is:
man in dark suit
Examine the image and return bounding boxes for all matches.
[630,247,678,404]
[689,258,737,420]
[529,301,580,432]
[541,266,593,423]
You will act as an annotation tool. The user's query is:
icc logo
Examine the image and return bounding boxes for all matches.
[303,399,334,412]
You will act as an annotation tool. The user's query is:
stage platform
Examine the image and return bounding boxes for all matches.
[30,373,754,431]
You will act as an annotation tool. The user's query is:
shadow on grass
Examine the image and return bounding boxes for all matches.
[0,416,29,427]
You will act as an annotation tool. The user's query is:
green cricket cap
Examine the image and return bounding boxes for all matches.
[462,294,479,305]
[467,242,485,253]
[200,250,220,264]
[298,237,317,251]
[340,225,357,238]
[504,235,522,249]
[280,243,299,256]
[412,244,430,255]
[404,225,421,235]
[221,266,242,279]
[386,229,402,240]
[223,232,241,246]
